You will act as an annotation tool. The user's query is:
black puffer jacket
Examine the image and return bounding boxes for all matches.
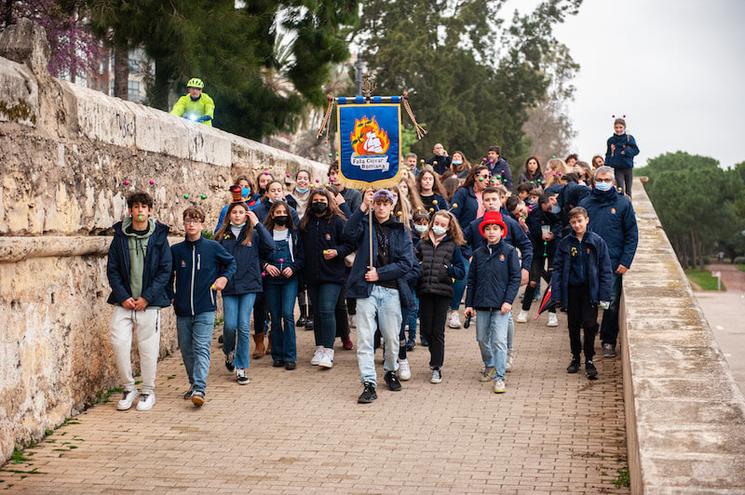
[416,236,466,297]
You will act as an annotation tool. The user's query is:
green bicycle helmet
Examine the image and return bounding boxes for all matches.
[186,78,204,89]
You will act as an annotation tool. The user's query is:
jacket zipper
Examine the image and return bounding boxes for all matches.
[190,245,196,315]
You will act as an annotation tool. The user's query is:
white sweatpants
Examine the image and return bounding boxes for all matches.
[110,306,161,394]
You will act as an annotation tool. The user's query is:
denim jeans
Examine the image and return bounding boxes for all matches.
[308,283,342,349]
[265,279,298,363]
[507,312,514,352]
[450,258,470,311]
[356,286,402,386]
[405,293,419,342]
[177,311,216,393]
[222,293,256,370]
[475,310,510,379]
[600,274,623,347]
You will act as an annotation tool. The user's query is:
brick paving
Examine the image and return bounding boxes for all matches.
[1,305,629,494]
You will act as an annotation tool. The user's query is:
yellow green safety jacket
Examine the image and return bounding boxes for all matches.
[170,93,215,126]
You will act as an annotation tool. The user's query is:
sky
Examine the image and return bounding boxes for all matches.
[537,0,745,168]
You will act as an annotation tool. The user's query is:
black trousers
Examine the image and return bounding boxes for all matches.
[523,255,554,313]
[614,168,633,197]
[567,284,598,361]
[600,275,623,346]
[419,293,450,369]
[253,293,267,335]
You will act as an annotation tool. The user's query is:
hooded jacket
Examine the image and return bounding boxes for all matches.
[107,219,172,308]
[579,187,639,269]
[551,231,613,309]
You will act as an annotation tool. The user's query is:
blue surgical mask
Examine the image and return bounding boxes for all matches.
[241,186,250,198]
[452,160,463,166]
[296,187,309,194]
[550,204,561,215]
[595,181,613,192]
[414,224,428,234]
[432,225,447,236]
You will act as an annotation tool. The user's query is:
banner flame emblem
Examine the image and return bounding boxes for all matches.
[350,116,390,155]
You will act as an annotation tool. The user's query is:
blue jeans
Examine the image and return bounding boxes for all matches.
[450,258,470,310]
[507,312,514,352]
[222,293,256,369]
[265,279,298,363]
[356,286,402,386]
[177,312,216,393]
[405,293,419,342]
[475,310,510,380]
[308,283,342,349]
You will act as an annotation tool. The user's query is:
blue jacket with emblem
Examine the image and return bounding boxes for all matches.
[169,236,237,317]
[465,240,521,310]
[605,133,639,169]
[451,186,479,228]
[300,213,354,285]
[551,230,613,310]
[217,223,274,295]
[579,187,638,270]
[463,213,533,270]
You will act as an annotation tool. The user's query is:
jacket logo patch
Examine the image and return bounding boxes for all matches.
[180,260,187,268]
[499,254,505,261]
[571,247,578,257]
[586,248,591,255]
[325,233,332,240]
[610,208,617,214]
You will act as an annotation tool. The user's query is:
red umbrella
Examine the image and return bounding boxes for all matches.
[534,285,556,319]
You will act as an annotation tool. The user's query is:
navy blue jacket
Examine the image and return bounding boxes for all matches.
[343,209,417,308]
[451,186,479,228]
[463,213,533,270]
[605,133,639,169]
[526,207,562,260]
[486,157,513,189]
[465,240,521,309]
[218,223,274,295]
[169,237,237,317]
[420,193,449,213]
[426,155,451,175]
[251,198,301,226]
[263,227,305,284]
[551,231,613,309]
[300,214,354,285]
[579,187,639,270]
[107,221,172,308]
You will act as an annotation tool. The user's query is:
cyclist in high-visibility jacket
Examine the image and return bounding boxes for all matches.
[170,78,215,126]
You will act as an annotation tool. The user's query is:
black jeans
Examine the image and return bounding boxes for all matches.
[567,284,598,361]
[523,255,554,313]
[600,274,623,346]
[335,285,350,340]
[419,293,450,369]
[614,168,633,197]
[253,293,267,335]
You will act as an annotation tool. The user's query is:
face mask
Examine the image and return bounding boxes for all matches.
[311,202,328,215]
[241,186,250,198]
[452,160,463,166]
[296,187,309,194]
[274,215,289,226]
[414,224,428,234]
[432,225,447,236]
[595,181,613,192]
[230,222,246,228]
[550,204,561,215]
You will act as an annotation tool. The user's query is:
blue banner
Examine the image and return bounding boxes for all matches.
[337,102,402,188]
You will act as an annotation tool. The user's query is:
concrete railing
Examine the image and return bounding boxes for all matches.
[622,179,745,493]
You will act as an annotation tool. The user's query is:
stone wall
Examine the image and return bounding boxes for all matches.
[622,180,745,493]
[0,20,328,464]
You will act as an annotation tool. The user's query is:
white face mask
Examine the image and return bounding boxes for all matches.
[432,225,447,236]
[414,224,428,234]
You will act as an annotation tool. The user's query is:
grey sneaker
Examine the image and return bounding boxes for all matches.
[430,368,443,384]
[602,343,617,358]
[479,367,496,382]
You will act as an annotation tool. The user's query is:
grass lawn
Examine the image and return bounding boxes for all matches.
[686,269,725,291]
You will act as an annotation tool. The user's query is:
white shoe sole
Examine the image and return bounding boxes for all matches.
[318,361,333,369]
[116,392,138,411]
[136,398,156,411]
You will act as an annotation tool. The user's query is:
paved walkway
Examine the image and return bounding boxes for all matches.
[1,308,628,494]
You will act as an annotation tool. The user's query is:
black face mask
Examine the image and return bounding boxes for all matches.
[311,202,328,215]
[274,215,289,226]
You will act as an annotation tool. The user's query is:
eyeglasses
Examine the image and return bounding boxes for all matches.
[595,178,613,183]
[184,219,202,225]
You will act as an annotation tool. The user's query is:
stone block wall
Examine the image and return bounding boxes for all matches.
[0,20,328,464]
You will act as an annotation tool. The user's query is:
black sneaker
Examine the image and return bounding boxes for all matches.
[384,371,402,391]
[296,316,307,327]
[566,359,580,374]
[218,335,224,345]
[272,360,285,368]
[225,351,235,372]
[357,382,377,403]
[191,391,205,407]
[405,340,415,352]
[602,343,617,358]
[585,361,598,380]
[305,319,314,331]
[284,361,297,370]
[182,386,194,400]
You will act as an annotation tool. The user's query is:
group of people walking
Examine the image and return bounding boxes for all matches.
[106,117,639,408]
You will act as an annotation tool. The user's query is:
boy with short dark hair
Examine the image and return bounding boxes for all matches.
[170,206,236,407]
[551,207,613,379]
[107,192,172,412]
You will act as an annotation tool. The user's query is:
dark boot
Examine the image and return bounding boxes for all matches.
[296,304,308,327]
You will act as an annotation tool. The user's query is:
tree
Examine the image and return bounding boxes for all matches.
[351,0,582,175]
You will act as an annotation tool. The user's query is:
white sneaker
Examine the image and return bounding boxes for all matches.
[447,310,462,329]
[311,346,324,366]
[236,369,250,385]
[116,389,138,411]
[515,310,528,323]
[547,313,559,327]
[348,314,356,329]
[398,359,411,381]
[318,348,334,369]
[493,378,506,394]
[136,393,156,411]
[506,351,514,372]
[430,368,443,384]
